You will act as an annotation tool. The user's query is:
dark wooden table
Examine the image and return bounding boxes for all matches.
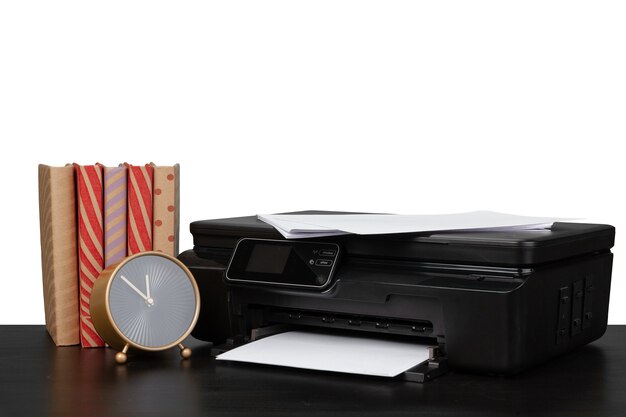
[1,325,625,417]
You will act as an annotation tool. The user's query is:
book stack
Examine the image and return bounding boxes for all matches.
[38,163,180,347]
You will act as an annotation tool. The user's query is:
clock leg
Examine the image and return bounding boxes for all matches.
[178,343,192,359]
[115,344,130,364]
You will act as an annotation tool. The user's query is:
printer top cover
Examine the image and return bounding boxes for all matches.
[190,211,615,266]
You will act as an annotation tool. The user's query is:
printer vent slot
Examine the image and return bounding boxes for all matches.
[259,307,434,338]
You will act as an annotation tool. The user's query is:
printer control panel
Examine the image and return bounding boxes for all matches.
[226,239,340,289]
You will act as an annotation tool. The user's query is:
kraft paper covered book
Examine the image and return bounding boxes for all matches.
[38,164,79,346]
[151,163,180,256]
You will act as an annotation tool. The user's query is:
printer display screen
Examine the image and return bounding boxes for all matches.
[226,238,340,288]
[246,244,291,274]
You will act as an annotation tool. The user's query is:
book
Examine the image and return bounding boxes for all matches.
[38,164,80,346]
[103,165,127,267]
[74,163,105,348]
[127,164,153,255]
[151,163,180,256]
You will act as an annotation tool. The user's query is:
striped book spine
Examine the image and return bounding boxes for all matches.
[127,164,153,255]
[104,165,127,267]
[75,164,105,348]
[151,163,179,256]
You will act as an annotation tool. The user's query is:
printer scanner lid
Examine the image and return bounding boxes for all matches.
[190,211,615,267]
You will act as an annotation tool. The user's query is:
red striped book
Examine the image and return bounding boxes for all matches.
[126,164,153,255]
[74,163,105,348]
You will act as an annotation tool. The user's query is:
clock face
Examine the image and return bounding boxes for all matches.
[108,254,198,348]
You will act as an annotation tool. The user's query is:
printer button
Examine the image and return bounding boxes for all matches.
[319,249,337,257]
[315,259,333,267]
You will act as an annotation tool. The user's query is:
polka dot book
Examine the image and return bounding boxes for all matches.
[150,163,180,257]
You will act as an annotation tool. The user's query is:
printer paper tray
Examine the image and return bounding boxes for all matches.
[212,325,448,383]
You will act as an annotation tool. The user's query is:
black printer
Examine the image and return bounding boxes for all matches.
[178,211,614,380]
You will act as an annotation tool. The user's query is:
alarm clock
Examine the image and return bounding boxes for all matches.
[90,252,200,364]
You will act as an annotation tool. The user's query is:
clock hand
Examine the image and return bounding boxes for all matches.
[120,275,148,300]
[145,274,151,299]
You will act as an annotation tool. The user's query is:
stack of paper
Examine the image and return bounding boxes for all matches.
[216,330,431,377]
[258,211,567,239]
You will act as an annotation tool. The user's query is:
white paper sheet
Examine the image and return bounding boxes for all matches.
[258,211,569,239]
[216,330,431,378]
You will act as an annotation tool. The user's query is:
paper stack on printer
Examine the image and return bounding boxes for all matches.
[258,211,568,239]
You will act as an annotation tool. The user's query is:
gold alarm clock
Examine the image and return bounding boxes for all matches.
[90,252,200,364]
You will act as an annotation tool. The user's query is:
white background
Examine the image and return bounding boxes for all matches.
[0,1,624,324]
